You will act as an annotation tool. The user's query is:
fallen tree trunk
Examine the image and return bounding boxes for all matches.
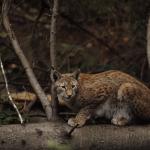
[0,122,150,150]
[10,91,66,105]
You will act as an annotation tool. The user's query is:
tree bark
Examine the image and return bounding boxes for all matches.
[2,0,52,120]
[0,122,150,150]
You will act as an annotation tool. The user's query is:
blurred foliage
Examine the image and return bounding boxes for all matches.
[1,0,150,74]
[59,0,150,76]
[0,0,149,80]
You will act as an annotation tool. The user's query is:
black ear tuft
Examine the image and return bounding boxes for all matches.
[72,69,80,80]
[50,67,61,82]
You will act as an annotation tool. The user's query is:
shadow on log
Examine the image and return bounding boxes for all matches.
[0,122,150,150]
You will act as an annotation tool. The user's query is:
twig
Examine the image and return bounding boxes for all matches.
[59,112,76,116]
[140,57,147,80]
[67,124,78,137]
[2,0,52,120]
[50,0,59,120]
[22,100,36,113]
[27,112,76,118]
[0,57,24,124]
[147,16,150,69]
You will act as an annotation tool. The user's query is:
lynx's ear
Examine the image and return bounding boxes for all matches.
[72,69,80,80]
[50,67,61,82]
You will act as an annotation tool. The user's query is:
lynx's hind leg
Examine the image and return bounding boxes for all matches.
[117,82,150,121]
[111,104,132,126]
[111,83,135,126]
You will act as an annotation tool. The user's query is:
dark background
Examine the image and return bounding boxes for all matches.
[0,0,150,86]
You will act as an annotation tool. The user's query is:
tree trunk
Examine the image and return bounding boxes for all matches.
[0,122,150,150]
[147,16,150,68]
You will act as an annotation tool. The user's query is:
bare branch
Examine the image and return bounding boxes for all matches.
[50,0,59,120]
[0,57,24,124]
[147,16,150,69]
[2,0,52,120]
[67,124,78,137]
[50,0,59,68]
[140,57,147,80]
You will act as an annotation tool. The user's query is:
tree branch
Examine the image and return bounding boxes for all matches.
[0,57,24,124]
[50,0,58,68]
[147,16,150,69]
[50,0,59,120]
[2,0,52,120]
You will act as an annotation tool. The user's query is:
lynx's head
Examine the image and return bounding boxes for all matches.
[50,68,80,102]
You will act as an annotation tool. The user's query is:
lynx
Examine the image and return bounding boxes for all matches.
[51,68,150,127]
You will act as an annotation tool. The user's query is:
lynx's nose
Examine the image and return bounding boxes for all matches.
[67,95,72,99]
[66,88,72,99]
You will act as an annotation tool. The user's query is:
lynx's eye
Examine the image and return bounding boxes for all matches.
[61,85,65,88]
[72,85,76,88]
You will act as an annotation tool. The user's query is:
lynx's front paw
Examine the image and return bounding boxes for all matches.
[68,117,86,127]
